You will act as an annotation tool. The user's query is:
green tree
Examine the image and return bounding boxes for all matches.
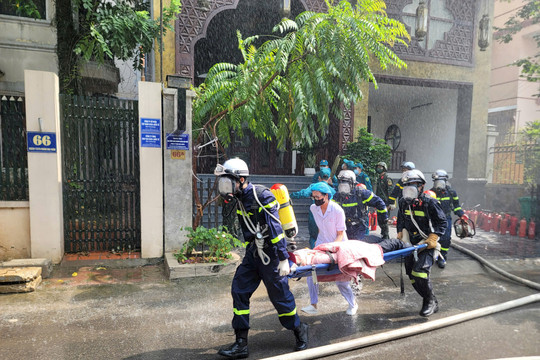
[521,121,540,186]
[495,0,540,94]
[56,0,181,93]
[191,0,409,227]
[342,127,391,180]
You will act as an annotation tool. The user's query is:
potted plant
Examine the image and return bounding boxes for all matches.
[295,144,317,176]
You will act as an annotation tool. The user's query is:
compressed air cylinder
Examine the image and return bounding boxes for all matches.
[270,183,298,240]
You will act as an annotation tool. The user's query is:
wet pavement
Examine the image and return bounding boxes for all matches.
[1,226,539,360]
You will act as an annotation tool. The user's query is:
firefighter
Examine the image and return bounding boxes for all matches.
[430,169,467,269]
[388,161,415,210]
[397,169,447,317]
[375,161,393,239]
[334,170,388,240]
[215,158,308,358]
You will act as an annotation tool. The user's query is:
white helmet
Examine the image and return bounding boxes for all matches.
[214,158,249,179]
[432,169,448,181]
[337,170,356,184]
[402,169,426,186]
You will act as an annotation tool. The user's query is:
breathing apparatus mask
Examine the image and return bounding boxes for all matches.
[434,179,446,190]
[338,181,353,195]
[217,176,242,203]
[402,184,421,204]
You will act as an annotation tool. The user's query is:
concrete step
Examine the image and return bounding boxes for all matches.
[0,267,42,293]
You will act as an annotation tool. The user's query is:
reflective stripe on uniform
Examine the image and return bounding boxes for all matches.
[440,246,449,252]
[362,193,374,204]
[397,183,403,189]
[271,233,285,244]
[389,196,396,201]
[278,307,297,317]
[454,207,462,211]
[377,208,388,213]
[342,202,358,207]
[453,197,459,201]
[237,210,253,216]
[411,271,428,279]
[404,210,425,217]
[233,308,250,315]
[264,200,278,208]
[437,197,450,201]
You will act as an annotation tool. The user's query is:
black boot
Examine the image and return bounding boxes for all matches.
[380,223,390,239]
[218,331,249,359]
[293,322,309,351]
[419,295,439,317]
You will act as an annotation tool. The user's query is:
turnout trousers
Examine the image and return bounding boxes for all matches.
[231,243,300,331]
[404,248,436,299]
[439,216,453,257]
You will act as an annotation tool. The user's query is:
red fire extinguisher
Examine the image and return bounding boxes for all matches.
[492,213,501,232]
[484,213,492,232]
[500,214,509,235]
[509,216,519,236]
[370,211,377,231]
[528,220,536,239]
[477,212,484,227]
[518,218,527,238]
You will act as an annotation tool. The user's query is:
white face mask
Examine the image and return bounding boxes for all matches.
[402,186,419,201]
[434,180,446,190]
[338,182,352,194]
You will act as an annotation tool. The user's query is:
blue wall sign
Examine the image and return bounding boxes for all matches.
[140,118,161,148]
[166,133,189,150]
[27,132,57,152]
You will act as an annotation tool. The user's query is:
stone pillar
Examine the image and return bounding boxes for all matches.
[24,70,63,263]
[162,86,193,252]
[138,82,163,258]
[485,124,499,183]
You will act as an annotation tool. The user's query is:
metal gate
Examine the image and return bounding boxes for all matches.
[60,95,141,253]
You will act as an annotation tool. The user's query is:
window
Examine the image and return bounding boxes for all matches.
[0,0,46,19]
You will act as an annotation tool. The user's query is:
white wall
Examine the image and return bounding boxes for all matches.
[369,83,459,186]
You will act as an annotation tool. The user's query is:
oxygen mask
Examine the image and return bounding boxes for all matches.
[338,182,352,195]
[434,180,446,190]
[217,176,239,203]
[402,185,419,203]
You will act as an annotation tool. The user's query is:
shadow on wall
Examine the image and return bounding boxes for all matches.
[483,184,528,215]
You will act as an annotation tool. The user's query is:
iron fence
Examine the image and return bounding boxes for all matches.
[0,95,28,201]
[491,142,538,184]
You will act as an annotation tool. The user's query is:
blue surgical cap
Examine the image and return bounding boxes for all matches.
[343,159,355,168]
[319,167,331,178]
[320,159,329,166]
[355,162,364,169]
[310,181,335,200]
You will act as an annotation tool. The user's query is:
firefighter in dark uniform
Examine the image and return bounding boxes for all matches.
[397,169,447,317]
[215,158,308,358]
[431,169,467,269]
[388,161,415,211]
[334,170,388,240]
[375,161,393,239]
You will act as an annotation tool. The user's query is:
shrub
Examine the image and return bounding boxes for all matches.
[174,226,242,264]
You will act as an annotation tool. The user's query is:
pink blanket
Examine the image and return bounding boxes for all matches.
[293,241,385,282]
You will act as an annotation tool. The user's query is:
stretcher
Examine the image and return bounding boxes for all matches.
[288,243,427,280]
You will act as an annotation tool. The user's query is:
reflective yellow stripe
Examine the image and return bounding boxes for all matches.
[404,210,425,217]
[237,210,253,216]
[342,202,358,207]
[233,308,250,315]
[278,307,297,317]
[438,197,450,201]
[440,246,449,251]
[264,200,278,208]
[271,233,285,244]
[397,183,403,189]
[362,193,373,204]
[389,196,396,201]
[453,197,459,200]
[454,207,462,211]
[377,208,387,213]
[411,271,428,279]
[410,279,416,284]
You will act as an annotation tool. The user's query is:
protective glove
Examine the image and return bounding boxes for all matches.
[425,233,439,249]
[461,214,469,221]
[388,203,396,211]
[278,259,290,276]
[397,232,402,240]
